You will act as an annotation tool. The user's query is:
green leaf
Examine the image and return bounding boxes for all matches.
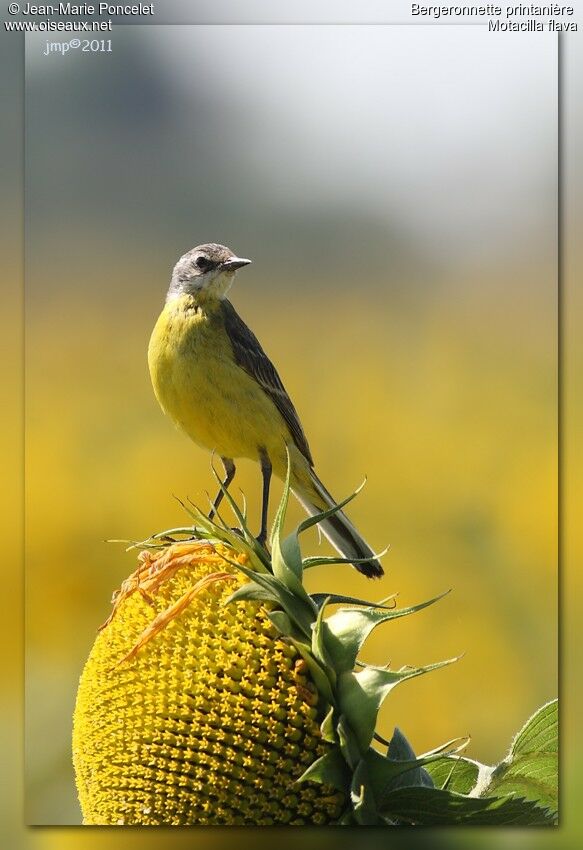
[269,452,317,609]
[226,560,314,638]
[289,638,335,706]
[275,533,306,590]
[271,520,307,598]
[487,754,558,813]
[386,727,416,760]
[337,714,362,769]
[386,728,434,789]
[481,700,558,816]
[296,748,350,791]
[379,785,555,825]
[320,706,337,743]
[209,459,253,543]
[324,591,450,674]
[511,699,558,757]
[337,658,458,753]
[310,598,336,680]
[423,755,483,794]
[302,550,389,571]
[224,581,280,606]
[310,592,397,610]
[148,526,202,539]
[267,610,295,638]
[364,736,469,805]
[294,481,365,537]
[363,746,433,801]
[351,760,381,825]
[175,496,270,573]
[337,666,409,753]
[269,447,293,547]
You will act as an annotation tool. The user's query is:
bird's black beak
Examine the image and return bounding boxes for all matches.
[222,257,252,272]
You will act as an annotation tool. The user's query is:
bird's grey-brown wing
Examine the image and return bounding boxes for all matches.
[220,299,313,465]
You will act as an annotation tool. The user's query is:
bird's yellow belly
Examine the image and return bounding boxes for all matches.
[148,301,288,463]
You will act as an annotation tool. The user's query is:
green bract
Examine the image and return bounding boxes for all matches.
[121,456,558,826]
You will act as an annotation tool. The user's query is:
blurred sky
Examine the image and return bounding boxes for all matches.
[21,21,559,827]
[25,25,556,286]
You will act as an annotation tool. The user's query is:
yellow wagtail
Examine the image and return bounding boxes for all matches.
[148,243,383,578]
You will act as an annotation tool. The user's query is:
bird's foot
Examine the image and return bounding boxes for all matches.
[255,532,268,551]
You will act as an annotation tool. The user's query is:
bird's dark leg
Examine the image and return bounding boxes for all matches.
[208,457,236,520]
[257,448,272,547]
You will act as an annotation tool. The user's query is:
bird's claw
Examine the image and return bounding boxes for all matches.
[255,533,268,551]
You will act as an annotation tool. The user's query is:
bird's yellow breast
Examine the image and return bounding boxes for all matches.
[147,295,290,464]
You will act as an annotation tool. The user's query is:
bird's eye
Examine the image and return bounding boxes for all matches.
[196,256,211,270]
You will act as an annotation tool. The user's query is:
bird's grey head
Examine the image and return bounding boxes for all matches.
[167,243,252,303]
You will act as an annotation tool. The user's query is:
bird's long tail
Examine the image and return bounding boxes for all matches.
[291,467,384,579]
